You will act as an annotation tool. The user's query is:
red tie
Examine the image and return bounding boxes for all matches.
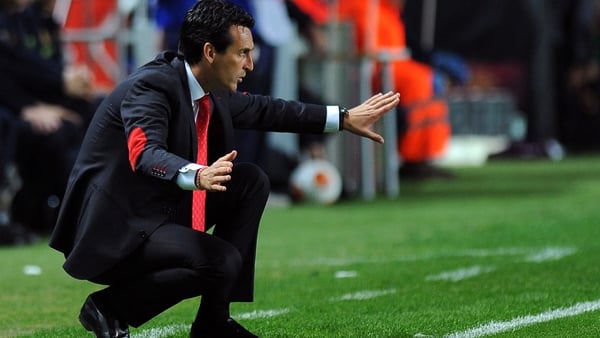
[192,95,210,232]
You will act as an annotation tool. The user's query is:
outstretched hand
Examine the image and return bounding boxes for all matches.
[196,150,237,192]
[342,91,400,143]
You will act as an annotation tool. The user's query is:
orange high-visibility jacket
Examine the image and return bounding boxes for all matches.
[337,0,450,162]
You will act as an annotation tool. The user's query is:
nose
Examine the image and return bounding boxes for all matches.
[245,53,254,72]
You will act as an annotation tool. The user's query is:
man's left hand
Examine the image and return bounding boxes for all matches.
[342,91,400,143]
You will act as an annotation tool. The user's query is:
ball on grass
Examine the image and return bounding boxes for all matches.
[290,159,342,205]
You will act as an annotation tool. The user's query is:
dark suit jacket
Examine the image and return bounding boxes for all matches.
[49,51,327,280]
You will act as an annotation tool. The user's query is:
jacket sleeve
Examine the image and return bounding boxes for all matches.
[224,90,328,134]
[120,70,191,181]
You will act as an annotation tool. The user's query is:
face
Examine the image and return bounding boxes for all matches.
[210,25,254,91]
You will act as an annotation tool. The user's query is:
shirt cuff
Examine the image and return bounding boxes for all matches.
[325,105,340,132]
[177,163,206,190]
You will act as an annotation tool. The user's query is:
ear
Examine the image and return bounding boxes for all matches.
[203,43,216,64]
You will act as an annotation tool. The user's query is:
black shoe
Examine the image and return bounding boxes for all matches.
[190,318,258,338]
[78,295,130,338]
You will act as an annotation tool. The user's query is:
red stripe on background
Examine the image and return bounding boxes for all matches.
[127,127,147,170]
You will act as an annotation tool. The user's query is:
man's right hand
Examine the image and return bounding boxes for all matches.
[195,150,238,192]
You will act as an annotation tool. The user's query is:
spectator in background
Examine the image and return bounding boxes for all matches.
[337,0,468,180]
[0,0,96,241]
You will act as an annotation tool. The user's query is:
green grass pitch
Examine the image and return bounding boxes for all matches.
[2,155,600,337]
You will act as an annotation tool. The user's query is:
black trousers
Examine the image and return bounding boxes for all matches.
[90,163,270,327]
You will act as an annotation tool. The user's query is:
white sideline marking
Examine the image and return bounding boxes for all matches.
[330,288,396,301]
[293,246,576,267]
[133,324,188,338]
[131,309,289,338]
[335,270,358,278]
[235,308,291,319]
[524,247,576,262]
[425,265,495,282]
[444,299,600,338]
[449,248,531,257]
[22,265,42,275]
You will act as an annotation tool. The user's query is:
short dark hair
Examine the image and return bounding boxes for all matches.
[179,0,255,65]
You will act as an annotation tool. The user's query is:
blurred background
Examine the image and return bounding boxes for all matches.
[1,0,600,243]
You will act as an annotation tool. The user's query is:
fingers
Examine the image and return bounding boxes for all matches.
[345,92,398,143]
[202,150,238,192]
[367,92,399,122]
[365,91,398,106]
[364,92,384,105]
[217,150,238,162]
[379,93,400,112]
[31,118,61,134]
[373,91,400,109]
[201,163,232,192]
[22,105,63,134]
[357,92,399,122]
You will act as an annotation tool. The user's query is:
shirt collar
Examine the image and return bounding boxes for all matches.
[185,61,206,106]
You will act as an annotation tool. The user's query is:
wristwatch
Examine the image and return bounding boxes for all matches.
[339,107,349,131]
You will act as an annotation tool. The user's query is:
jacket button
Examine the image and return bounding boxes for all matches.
[139,231,147,238]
